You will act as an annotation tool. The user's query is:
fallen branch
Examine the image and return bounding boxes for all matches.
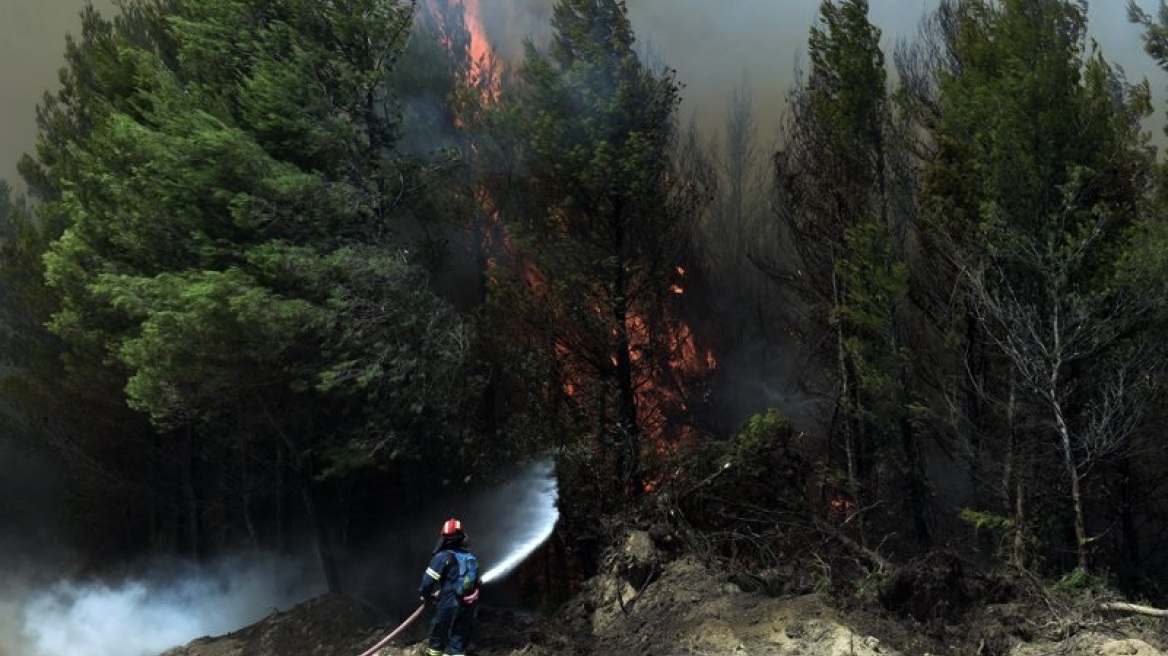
[1100,601,1168,618]
[809,513,893,573]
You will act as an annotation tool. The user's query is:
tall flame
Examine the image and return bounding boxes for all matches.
[423,0,500,100]
[463,0,492,74]
[419,0,717,485]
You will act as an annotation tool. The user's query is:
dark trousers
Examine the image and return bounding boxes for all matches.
[426,601,475,656]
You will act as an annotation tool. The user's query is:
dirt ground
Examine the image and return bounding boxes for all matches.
[158,531,1168,656]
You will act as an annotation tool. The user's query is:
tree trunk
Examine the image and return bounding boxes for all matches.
[901,417,932,547]
[299,472,342,593]
[1119,458,1140,589]
[182,423,205,562]
[610,203,640,496]
[832,264,864,542]
[613,293,640,496]
[1100,602,1168,617]
[1012,479,1026,570]
[241,447,258,547]
[1004,377,1028,570]
[1053,395,1089,571]
[276,442,286,552]
[265,400,338,590]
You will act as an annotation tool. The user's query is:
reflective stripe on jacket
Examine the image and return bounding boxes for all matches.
[418,548,480,607]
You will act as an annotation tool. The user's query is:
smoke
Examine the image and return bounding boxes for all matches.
[0,0,118,191]
[0,0,1160,648]
[14,553,323,656]
[4,1,1162,189]
[0,550,323,656]
[470,0,1163,141]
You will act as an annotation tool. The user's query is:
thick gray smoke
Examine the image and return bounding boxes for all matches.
[475,0,1162,138]
[1,2,1162,188]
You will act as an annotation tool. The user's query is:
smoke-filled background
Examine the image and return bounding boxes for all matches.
[0,458,557,656]
[2,0,1164,191]
[2,0,1168,189]
[0,0,1164,654]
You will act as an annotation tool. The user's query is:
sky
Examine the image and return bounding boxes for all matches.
[0,0,117,191]
[0,1,1164,191]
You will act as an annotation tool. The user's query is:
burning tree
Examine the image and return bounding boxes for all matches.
[494,0,714,502]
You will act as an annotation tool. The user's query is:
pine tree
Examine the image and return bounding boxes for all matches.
[923,0,1156,572]
[12,0,474,585]
[770,0,929,545]
[501,0,711,501]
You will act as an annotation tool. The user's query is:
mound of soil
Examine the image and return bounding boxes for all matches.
[158,594,387,656]
[158,531,1168,656]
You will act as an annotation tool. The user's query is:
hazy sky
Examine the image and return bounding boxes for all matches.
[0,0,116,191]
[0,0,1164,191]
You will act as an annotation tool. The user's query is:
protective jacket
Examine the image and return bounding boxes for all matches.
[419,539,480,656]
[418,545,481,607]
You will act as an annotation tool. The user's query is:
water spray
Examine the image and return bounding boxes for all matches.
[479,514,556,585]
[475,458,559,585]
[356,459,559,656]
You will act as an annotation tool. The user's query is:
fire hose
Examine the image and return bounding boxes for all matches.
[355,602,426,656]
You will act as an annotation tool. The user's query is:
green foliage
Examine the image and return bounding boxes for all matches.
[807,0,887,161]
[957,507,1014,535]
[5,0,1168,597]
[837,219,911,430]
[811,553,835,596]
[732,409,802,475]
[29,0,475,479]
[671,409,810,525]
[774,0,931,547]
[2,0,489,568]
[1053,566,1096,593]
[853,567,891,603]
[497,0,712,501]
[1128,0,1168,71]
[922,0,1159,574]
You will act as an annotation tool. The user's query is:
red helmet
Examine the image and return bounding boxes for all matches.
[440,518,463,537]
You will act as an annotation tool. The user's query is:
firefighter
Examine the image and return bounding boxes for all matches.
[418,517,481,656]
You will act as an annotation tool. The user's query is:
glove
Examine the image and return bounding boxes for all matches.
[462,588,479,604]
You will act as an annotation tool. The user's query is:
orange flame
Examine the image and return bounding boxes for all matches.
[422,0,500,102]
[418,0,717,485]
[827,496,856,524]
[463,0,491,73]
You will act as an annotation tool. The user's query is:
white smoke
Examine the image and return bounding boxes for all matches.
[11,552,324,656]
